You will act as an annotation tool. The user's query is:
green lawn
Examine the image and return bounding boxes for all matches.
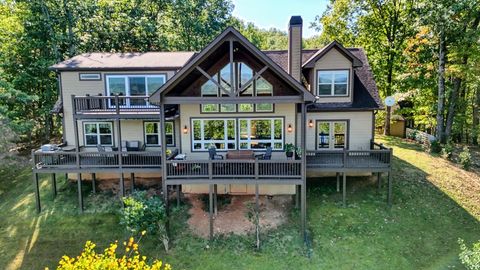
[1,136,479,269]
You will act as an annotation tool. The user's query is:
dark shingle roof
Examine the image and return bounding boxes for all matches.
[263,48,382,110]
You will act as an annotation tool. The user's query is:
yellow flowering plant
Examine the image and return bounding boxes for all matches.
[48,232,171,270]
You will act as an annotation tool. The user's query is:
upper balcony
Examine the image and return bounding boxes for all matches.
[72,95,163,119]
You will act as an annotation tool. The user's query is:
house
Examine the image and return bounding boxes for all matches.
[33,16,392,239]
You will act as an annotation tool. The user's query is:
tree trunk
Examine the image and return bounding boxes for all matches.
[473,86,480,145]
[444,77,461,141]
[383,50,395,136]
[63,0,76,57]
[435,30,446,143]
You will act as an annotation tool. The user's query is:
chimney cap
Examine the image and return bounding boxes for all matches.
[289,16,303,26]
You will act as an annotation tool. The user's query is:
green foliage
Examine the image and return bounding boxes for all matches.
[121,191,169,251]
[441,142,454,159]
[459,146,472,170]
[53,238,172,270]
[425,140,442,154]
[233,18,288,50]
[284,143,295,153]
[459,239,480,270]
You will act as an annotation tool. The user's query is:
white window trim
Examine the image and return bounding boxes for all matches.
[106,74,166,107]
[83,122,113,146]
[79,73,101,81]
[191,119,236,151]
[144,121,175,147]
[239,118,284,150]
[316,70,349,97]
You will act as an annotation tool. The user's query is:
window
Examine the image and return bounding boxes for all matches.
[192,119,236,151]
[144,121,174,146]
[79,73,101,81]
[316,121,347,150]
[239,118,283,150]
[317,70,349,96]
[84,122,113,146]
[106,75,166,106]
[200,62,273,113]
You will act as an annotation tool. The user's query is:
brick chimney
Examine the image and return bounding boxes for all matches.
[288,16,303,82]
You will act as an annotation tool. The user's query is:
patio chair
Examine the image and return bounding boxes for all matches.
[255,147,272,160]
[208,147,223,160]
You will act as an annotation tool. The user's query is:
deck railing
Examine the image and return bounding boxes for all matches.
[306,148,392,169]
[33,151,162,169]
[72,95,159,115]
[165,159,302,181]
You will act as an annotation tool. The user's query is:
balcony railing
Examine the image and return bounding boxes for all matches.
[306,149,392,169]
[72,95,159,115]
[164,159,302,181]
[33,150,162,169]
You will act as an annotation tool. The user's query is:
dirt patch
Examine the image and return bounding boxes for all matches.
[186,194,291,238]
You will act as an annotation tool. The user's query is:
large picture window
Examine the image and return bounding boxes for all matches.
[317,70,349,96]
[192,119,236,151]
[106,75,166,106]
[200,62,273,113]
[239,118,283,150]
[84,122,113,146]
[144,121,174,146]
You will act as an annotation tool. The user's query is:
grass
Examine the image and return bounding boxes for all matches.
[0,135,479,269]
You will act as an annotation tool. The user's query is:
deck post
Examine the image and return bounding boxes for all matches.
[91,173,96,194]
[300,102,307,241]
[387,172,393,207]
[336,172,340,192]
[295,185,300,209]
[176,185,181,207]
[77,173,83,212]
[342,173,347,207]
[213,184,218,215]
[377,172,381,191]
[130,173,135,193]
[51,173,57,198]
[255,183,260,248]
[33,173,41,213]
[209,184,214,240]
[119,173,125,198]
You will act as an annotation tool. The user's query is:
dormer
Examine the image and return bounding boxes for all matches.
[302,41,363,104]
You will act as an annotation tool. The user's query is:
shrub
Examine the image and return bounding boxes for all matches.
[441,142,454,159]
[121,191,169,252]
[423,140,441,153]
[459,239,480,270]
[51,236,171,270]
[459,146,472,170]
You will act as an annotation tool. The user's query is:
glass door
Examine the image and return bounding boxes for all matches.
[317,121,347,149]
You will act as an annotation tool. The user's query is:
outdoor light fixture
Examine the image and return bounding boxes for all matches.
[308,119,314,128]
[287,124,293,133]
[183,125,188,134]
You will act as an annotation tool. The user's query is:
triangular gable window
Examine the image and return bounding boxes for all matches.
[200,62,274,113]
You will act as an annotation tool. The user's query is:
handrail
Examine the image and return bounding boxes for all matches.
[164,159,302,180]
[33,150,162,169]
[72,95,160,115]
[306,148,392,168]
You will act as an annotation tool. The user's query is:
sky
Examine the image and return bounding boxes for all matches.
[231,0,329,38]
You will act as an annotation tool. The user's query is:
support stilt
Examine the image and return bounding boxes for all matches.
[255,184,260,249]
[387,172,393,207]
[92,173,96,194]
[130,173,135,193]
[33,173,41,213]
[295,185,300,209]
[209,184,214,240]
[336,172,340,192]
[301,183,306,241]
[176,185,181,207]
[377,172,381,191]
[343,173,347,207]
[77,173,83,212]
[214,184,218,215]
[51,173,57,198]
[119,173,125,198]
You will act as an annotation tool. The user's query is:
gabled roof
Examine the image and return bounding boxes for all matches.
[49,52,196,71]
[302,41,363,68]
[149,27,316,103]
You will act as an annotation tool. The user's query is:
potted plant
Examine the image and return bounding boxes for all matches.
[295,146,302,160]
[284,143,295,158]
